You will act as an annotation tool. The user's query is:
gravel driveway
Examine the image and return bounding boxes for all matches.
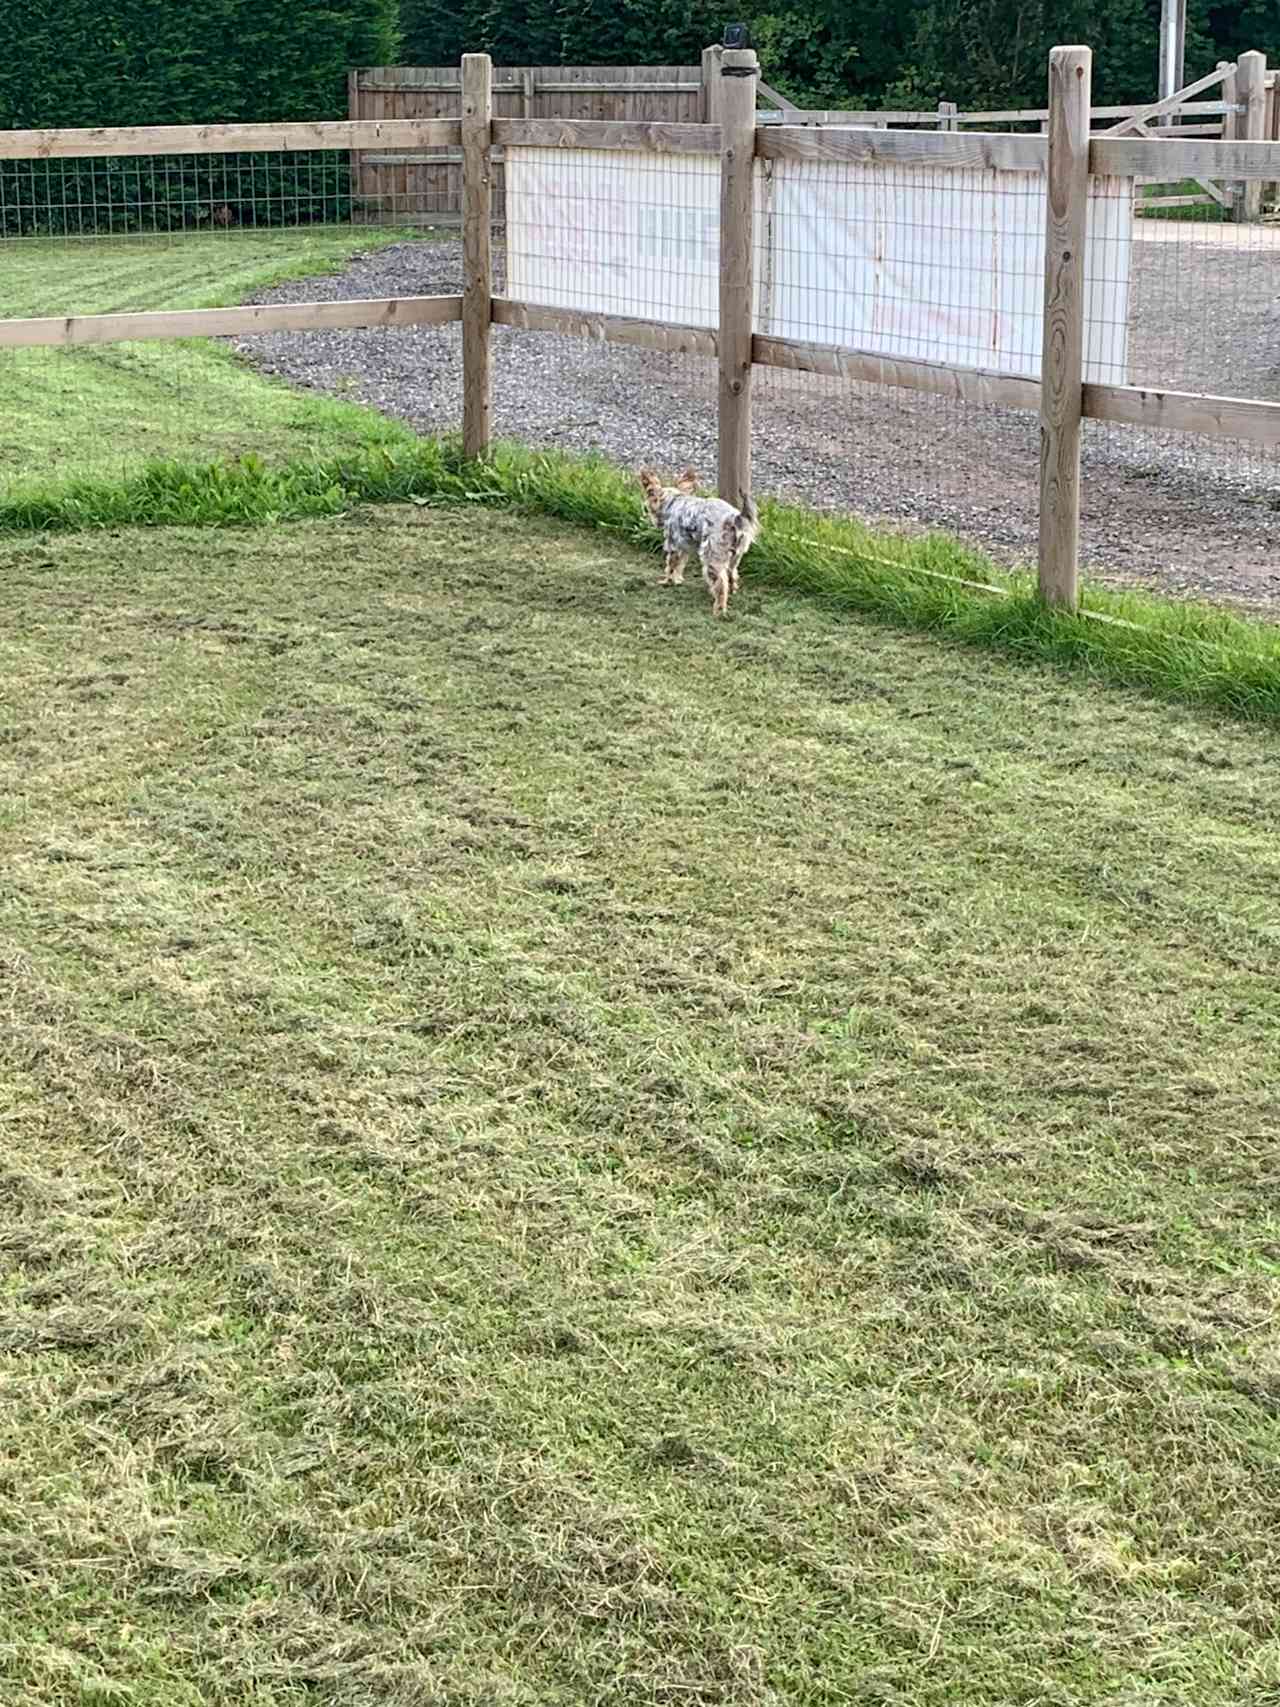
[234,234,1280,613]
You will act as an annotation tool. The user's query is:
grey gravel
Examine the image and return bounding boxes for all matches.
[234,235,1280,612]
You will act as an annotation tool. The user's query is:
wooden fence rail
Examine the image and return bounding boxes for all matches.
[1,47,1278,613]
[755,54,1277,217]
[338,56,1274,227]
[0,119,459,159]
[349,61,714,225]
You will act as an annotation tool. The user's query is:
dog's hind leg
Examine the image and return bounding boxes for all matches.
[703,559,731,617]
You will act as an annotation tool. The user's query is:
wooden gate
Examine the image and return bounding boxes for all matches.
[1103,53,1270,220]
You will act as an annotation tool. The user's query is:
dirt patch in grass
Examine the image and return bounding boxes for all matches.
[2,509,1279,1704]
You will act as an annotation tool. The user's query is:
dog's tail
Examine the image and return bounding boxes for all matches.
[723,491,759,555]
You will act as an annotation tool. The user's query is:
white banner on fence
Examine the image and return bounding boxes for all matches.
[505,149,727,330]
[505,147,1132,384]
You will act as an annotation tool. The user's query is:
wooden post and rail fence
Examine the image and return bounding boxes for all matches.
[349,51,1279,225]
[1,48,1278,618]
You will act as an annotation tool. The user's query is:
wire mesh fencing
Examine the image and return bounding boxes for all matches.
[748,150,1279,606]
[1082,193,1280,604]
[0,145,464,499]
[0,148,456,241]
[751,153,1046,566]
[2,96,1278,615]
[492,143,720,481]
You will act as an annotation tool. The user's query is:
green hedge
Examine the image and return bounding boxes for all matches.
[399,0,1246,113]
[1,0,400,234]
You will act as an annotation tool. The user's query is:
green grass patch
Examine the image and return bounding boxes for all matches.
[2,508,1278,1703]
[3,228,418,319]
[1135,180,1231,221]
[4,228,1277,725]
[0,228,426,486]
[4,437,1276,725]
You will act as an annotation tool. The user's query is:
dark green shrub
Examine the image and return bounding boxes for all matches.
[0,0,400,233]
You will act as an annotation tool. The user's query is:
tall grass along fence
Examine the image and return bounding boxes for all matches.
[1,45,1279,614]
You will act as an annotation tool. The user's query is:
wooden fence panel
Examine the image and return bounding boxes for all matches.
[350,64,466,225]
[349,62,703,225]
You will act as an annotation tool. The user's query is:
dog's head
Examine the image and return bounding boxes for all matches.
[638,468,665,522]
[638,467,698,522]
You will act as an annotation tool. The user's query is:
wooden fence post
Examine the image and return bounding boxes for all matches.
[701,44,723,126]
[1038,45,1092,610]
[461,52,493,459]
[937,100,958,131]
[1218,61,1237,143]
[1236,51,1267,221]
[718,44,758,512]
[1220,59,1240,215]
[347,69,364,225]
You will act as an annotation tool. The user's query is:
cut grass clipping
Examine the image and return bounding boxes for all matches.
[4,437,1278,725]
[3,506,1279,1705]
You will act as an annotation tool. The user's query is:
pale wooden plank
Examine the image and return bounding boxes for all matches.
[362,150,463,166]
[755,78,798,112]
[1100,60,1233,133]
[1236,52,1269,219]
[1082,383,1280,446]
[357,80,468,93]
[530,80,701,94]
[955,100,1233,122]
[0,296,463,349]
[1038,45,1092,610]
[757,126,1046,171]
[1195,174,1234,208]
[492,299,719,355]
[488,304,1052,409]
[1091,136,1280,179]
[462,54,493,460]
[0,118,460,159]
[754,108,948,127]
[491,117,718,153]
[701,45,722,126]
[752,335,1042,411]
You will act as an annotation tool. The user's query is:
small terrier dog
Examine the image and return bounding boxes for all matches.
[639,468,759,618]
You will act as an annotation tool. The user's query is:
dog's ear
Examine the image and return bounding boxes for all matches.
[638,468,660,493]
[675,468,698,494]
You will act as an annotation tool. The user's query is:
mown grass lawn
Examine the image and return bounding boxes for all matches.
[2,505,1279,1705]
[0,230,421,488]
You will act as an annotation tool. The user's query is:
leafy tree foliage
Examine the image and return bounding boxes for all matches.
[400,0,1273,109]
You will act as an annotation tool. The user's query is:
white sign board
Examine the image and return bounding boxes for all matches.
[505,146,1132,384]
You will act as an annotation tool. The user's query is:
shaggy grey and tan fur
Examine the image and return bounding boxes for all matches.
[639,469,759,618]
